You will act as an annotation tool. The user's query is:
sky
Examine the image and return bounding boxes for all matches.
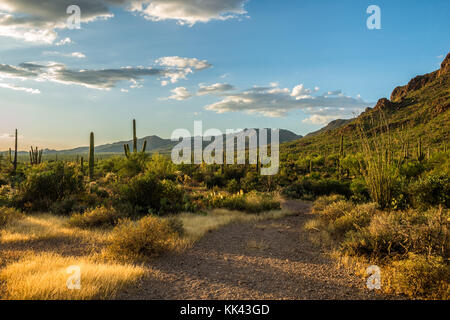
[0,0,449,150]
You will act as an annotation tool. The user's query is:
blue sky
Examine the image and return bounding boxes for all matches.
[0,0,449,150]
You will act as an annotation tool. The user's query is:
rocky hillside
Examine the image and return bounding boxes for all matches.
[283,53,450,159]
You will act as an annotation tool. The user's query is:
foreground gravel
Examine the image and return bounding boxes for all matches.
[117,201,396,300]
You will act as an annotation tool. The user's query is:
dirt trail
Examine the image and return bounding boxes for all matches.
[117,200,392,300]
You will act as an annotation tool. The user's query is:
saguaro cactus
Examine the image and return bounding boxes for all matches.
[133,119,137,153]
[80,156,84,173]
[89,132,95,180]
[29,146,43,165]
[9,129,18,171]
[124,119,146,158]
[417,137,425,161]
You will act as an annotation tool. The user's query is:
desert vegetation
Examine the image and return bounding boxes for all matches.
[1,55,449,300]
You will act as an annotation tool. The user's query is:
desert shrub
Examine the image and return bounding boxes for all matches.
[69,206,120,229]
[166,216,185,236]
[317,200,354,222]
[158,180,184,214]
[204,191,280,213]
[240,171,260,192]
[226,179,240,194]
[340,207,449,259]
[282,178,350,200]
[146,153,176,180]
[107,216,178,261]
[16,163,83,211]
[410,173,449,209]
[117,173,183,215]
[117,173,161,214]
[204,172,226,189]
[389,253,449,299]
[399,160,425,179]
[312,194,347,214]
[330,203,377,238]
[0,206,23,228]
[350,179,370,203]
[117,153,147,178]
[49,196,79,215]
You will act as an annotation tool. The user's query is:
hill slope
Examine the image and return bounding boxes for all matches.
[283,53,450,159]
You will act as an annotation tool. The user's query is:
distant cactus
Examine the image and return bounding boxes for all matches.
[29,146,43,165]
[80,156,84,173]
[124,119,146,157]
[89,132,95,180]
[124,144,130,158]
[339,134,344,157]
[133,119,137,153]
[417,137,425,161]
[9,129,18,171]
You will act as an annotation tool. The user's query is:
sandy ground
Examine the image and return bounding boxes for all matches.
[117,201,395,300]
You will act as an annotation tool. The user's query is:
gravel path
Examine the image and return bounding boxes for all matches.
[117,201,392,300]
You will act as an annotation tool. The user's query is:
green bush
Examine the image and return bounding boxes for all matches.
[166,216,185,236]
[317,200,354,222]
[0,206,23,228]
[226,179,240,194]
[16,163,83,211]
[69,206,120,229]
[117,173,184,215]
[205,192,280,213]
[146,153,177,180]
[390,253,449,299]
[410,173,449,209]
[106,215,178,261]
[340,207,449,259]
[312,194,347,214]
[350,179,370,203]
[282,178,351,200]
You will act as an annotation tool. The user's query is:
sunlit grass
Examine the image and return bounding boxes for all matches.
[0,252,145,300]
[0,213,109,244]
[178,208,292,243]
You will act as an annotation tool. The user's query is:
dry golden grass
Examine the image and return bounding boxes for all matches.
[0,214,109,244]
[0,205,294,300]
[178,208,291,243]
[0,252,145,300]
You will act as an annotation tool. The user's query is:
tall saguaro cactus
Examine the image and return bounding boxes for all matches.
[89,132,95,180]
[133,119,137,153]
[124,119,147,158]
[9,129,18,171]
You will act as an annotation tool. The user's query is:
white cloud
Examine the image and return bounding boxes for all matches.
[0,0,248,44]
[197,83,234,95]
[163,86,192,100]
[0,82,40,94]
[131,0,248,26]
[0,56,211,91]
[155,56,211,70]
[43,51,86,59]
[204,83,373,121]
[302,114,338,125]
[0,0,114,43]
[55,37,73,46]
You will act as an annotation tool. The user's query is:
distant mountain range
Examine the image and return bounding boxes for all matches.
[8,129,303,156]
